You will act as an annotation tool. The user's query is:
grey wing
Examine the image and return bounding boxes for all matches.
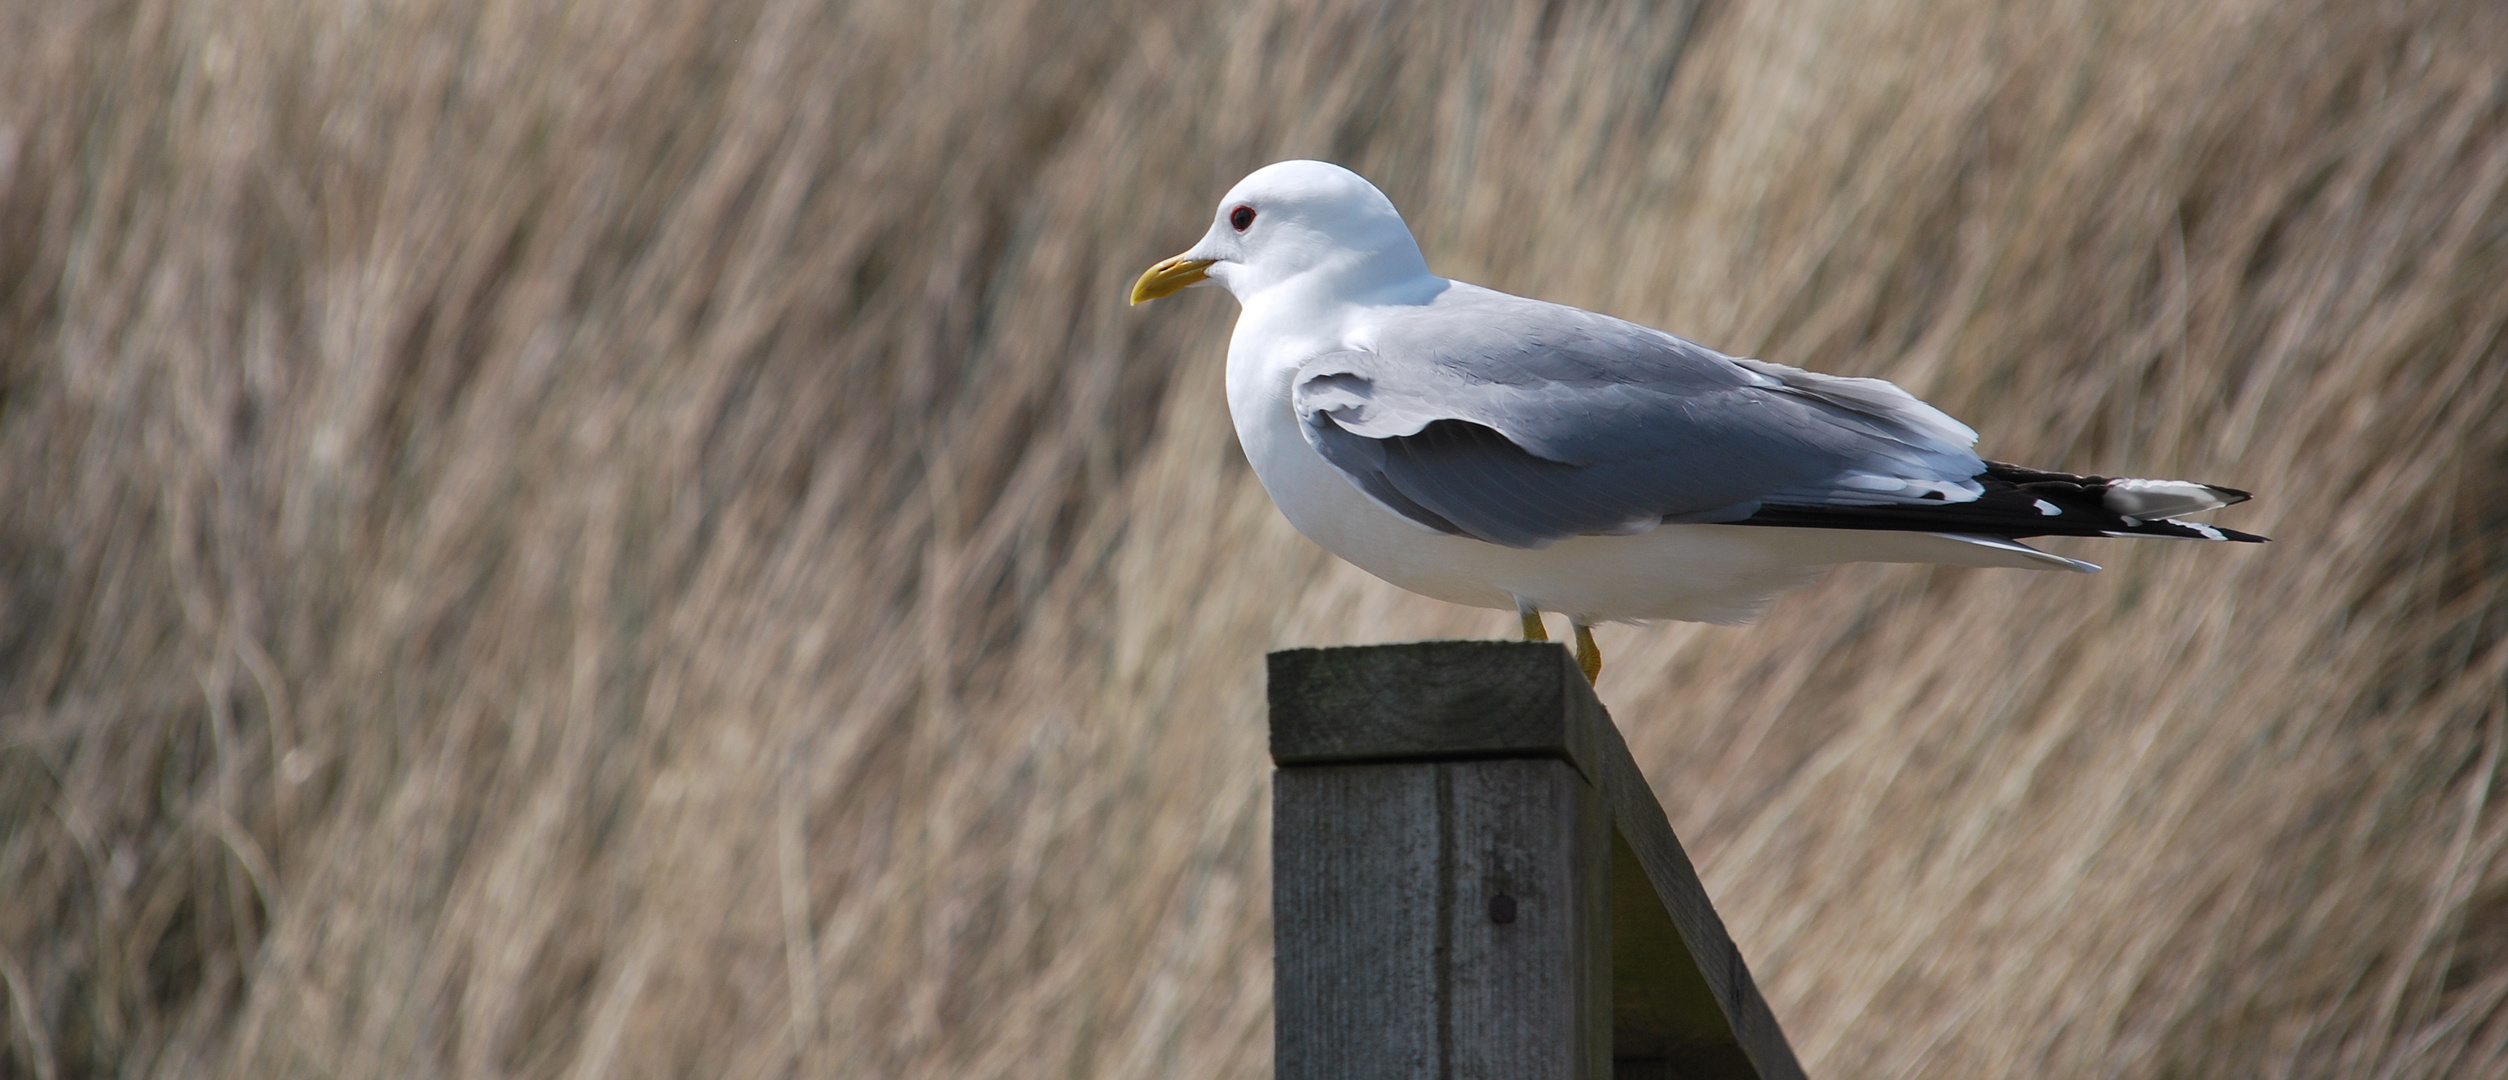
[1294,284,1988,549]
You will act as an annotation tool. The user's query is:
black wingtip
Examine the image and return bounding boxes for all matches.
[1739,462,2270,543]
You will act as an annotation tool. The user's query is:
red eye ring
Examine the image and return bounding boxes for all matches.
[1230,205,1256,231]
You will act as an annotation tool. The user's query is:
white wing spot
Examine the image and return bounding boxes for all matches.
[2034,499,2061,516]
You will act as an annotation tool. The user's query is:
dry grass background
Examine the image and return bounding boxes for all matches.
[1,0,2504,1076]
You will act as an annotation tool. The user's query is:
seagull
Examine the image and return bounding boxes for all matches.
[1130,160,2263,682]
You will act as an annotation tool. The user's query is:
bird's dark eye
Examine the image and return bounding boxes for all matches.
[1230,205,1256,231]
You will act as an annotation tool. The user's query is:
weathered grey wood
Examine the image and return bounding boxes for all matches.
[1609,832,1762,1078]
[1273,764,1443,1076]
[1584,690,1801,1080]
[1446,759,1613,1080]
[1269,640,1612,780]
[1269,641,1806,1080]
[1273,759,1611,1080]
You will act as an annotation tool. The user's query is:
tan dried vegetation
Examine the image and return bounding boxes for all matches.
[3,0,2505,1076]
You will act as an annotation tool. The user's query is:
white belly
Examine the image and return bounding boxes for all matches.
[1228,356,2080,625]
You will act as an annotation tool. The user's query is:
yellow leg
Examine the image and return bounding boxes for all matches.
[1572,621,1601,683]
[1518,607,1548,641]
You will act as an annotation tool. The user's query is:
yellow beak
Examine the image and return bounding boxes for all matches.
[1129,254,1216,305]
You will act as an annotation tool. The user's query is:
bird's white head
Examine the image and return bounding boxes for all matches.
[1130,160,1434,307]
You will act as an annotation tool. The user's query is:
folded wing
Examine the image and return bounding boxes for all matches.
[1293,283,1993,548]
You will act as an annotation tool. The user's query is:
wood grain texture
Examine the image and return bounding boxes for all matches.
[1446,759,1613,1080]
[1268,642,1806,1080]
[1273,764,1444,1077]
[1267,642,1612,779]
[1272,760,1612,1079]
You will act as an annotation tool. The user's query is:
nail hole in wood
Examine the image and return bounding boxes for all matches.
[1489,893,1517,924]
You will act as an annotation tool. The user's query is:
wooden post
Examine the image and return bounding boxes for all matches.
[1269,641,1806,1080]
